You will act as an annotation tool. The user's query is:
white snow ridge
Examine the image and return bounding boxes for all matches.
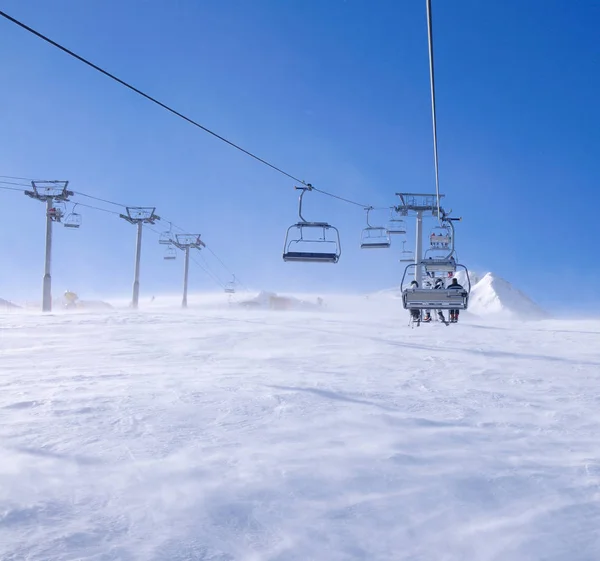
[465,272,548,319]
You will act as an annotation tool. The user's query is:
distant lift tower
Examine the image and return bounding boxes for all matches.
[24,180,74,312]
[171,234,206,308]
[120,207,160,309]
[394,193,444,284]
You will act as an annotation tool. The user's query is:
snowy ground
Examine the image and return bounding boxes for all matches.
[1,294,600,560]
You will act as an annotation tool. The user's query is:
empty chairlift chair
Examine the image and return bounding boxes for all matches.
[224,276,236,294]
[63,205,82,229]
[164,245,177,260]
[360,207,391,249]
[159,223,174,245]
[283,185,341,264]
[387,208,407,235]
[399,240,415,263]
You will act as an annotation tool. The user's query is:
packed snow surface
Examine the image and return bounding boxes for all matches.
[1,294,599,560]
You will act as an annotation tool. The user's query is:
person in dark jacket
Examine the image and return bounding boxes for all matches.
[409,280,421,323]
[447,277,464,323]
[433,277,447,323]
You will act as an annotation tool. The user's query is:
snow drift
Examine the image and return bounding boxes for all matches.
[1,300,599,560]
[466,272,547,319]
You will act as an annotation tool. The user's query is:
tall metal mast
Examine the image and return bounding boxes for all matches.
[24,180,73,312]
[171,234,206,308]
[119,207,160,309]
[395,193,444,284]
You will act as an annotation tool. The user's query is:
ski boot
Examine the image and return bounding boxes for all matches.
[422,312,432,323]
[438,311,449,326]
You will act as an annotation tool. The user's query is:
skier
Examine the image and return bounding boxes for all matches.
[422,277,433,322]
[433,277,448,324]
[409,280,421,324]
[447,277,464,323]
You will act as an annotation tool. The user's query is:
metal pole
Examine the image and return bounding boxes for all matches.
[415,211,423,284]
[182,246,190,308]
[42,198,53,312]
[132,221,143,309]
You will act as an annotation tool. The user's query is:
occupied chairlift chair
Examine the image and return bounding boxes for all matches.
[429,224,452,249]
[48,201,67,223]
[401,217,471,311]
[283,185,341,264]
[360,207,391,249]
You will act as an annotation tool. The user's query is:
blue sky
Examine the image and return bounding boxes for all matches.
[0,0,598,310]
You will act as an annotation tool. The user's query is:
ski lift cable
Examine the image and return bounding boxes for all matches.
[196,251,227,287]
[0,175,39,182]
[0,184,28,192]
[72,190,130,208]
[189,254,227,289]
[74,201,122,216]
[426,0,442,221]
[0,9,384,212]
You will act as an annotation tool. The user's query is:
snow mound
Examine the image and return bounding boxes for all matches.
[238,291,325,310]
[468,273,547,319]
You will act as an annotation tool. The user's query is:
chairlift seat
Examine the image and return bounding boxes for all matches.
[387,226,407,235]
[361,241,392,249]
[402,288,468,310]
[422,257,457,273]
[283,251,339,263]
[360,227,390,250]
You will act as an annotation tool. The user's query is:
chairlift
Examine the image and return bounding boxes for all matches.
[283,186,341,263]
[63,205,82,229]
[399,240,415,263]
[360,207,391,249]
[387,208,407,235]
[159,222,174,245]
[164,245,177,260]
[429,225,452,250]
[48,201,67,222]
[224,276,236,294]
[400,261,471,311]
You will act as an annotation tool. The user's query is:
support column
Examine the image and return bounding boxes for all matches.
[415,210,423,284]
[132,221,143,309]
[182,246,190,308]
[42,198,53,312]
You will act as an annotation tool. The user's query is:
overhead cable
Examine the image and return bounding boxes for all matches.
[0,9,379,211]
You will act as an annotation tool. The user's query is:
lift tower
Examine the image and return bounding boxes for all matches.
[171,234,205,308]
[119,207,160,309]
[394,193,444,284]
[24,180,74,312]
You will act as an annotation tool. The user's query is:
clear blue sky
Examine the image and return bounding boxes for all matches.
[0,0,598,310]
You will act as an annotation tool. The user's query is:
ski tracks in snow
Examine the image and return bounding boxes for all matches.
[0,306,599,560]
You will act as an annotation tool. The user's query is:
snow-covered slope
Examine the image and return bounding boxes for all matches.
[467,272,547,319]
[0,299,599,560]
